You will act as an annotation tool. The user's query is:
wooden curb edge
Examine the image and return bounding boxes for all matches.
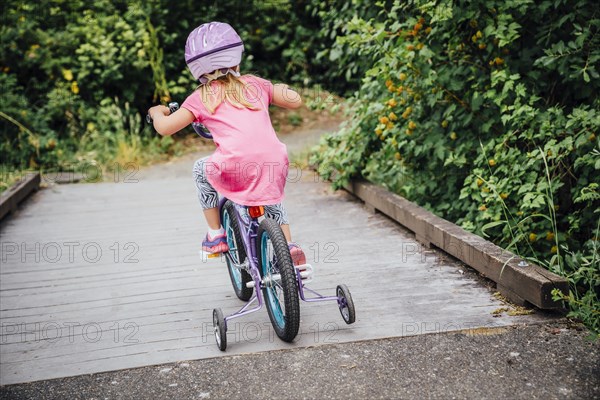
[345,179,568,309]
[0,172,41,221]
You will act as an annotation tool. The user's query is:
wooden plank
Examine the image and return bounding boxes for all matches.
[0,158,552,385]
[345,180,568,309]
[0,172,40,221]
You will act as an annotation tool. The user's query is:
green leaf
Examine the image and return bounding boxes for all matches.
[481,220,506,238]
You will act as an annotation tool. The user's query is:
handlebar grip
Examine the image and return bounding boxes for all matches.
[146,102,180,125]
[168,102,179,113]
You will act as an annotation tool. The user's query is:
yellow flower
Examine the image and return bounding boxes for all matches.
[476,178,484,187]
[408,120,417,130]
[415,43,424,50]
[500,193,508,199]
[488,159,496,167]
[62,69,73,81]
[476,30,483,39]
[386,121,394,130]
[441,120,449,128]
[375,128,383,136]
[590,133,596,141]
[71,81,79,94]
[529,233,537,242]
[389,112,398,121]
[388,98,397,107]
[479,205,487,211]
[546,232,555,241]
[479,43,486,50]
[394,152,402,160]
[379,116,389,124]
[550,245,557,254]
[450,132,457,140]
[399,73,407,81]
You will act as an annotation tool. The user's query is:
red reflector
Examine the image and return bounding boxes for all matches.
[248,206,265,218]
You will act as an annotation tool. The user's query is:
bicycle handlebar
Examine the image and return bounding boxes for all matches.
[146,102,180,124]
[146,101,214,140]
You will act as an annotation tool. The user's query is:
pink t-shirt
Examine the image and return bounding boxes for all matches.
[182,75,288,206]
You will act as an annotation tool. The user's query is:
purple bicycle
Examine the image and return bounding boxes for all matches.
[148,103,356,351]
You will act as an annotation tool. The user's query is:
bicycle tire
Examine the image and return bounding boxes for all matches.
[257,218,300,342]
[213,308,227,351]
[336,284,356,324]
[221,201,253,301]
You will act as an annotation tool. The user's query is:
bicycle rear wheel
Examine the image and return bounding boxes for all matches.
[221,201,253,301]
[257,218,300,342]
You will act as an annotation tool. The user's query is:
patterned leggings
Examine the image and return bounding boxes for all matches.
[192,157,289,225]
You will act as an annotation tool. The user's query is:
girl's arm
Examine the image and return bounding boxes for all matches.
[148,105,195,136]
[272,83,302,109]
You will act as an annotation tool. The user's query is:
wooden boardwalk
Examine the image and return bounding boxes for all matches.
[0,149,551,385]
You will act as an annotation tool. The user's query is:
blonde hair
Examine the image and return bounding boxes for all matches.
[198,73,260,114]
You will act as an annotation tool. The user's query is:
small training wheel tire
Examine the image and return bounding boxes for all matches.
[336,284,356,324]
[213,308,227,351]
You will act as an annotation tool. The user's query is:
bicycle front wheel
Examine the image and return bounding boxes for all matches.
[257,218,300,342]
[221,200,253,301]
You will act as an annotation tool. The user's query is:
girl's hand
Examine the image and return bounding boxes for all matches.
[149,105,195,136]
[148,105,170,120]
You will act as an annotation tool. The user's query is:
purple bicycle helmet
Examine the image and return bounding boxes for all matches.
[185,22,244,82]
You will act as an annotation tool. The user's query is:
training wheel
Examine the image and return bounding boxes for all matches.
[213,308,227,351]
[336,284,356,324]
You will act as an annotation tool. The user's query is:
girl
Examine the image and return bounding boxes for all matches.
[148,22,306,265]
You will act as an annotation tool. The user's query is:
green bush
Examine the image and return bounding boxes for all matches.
[311,0,599,334]
[0,0,332,173]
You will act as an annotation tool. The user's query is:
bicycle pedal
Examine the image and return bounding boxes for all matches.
[199,249,224,263]
[295,264,314,283]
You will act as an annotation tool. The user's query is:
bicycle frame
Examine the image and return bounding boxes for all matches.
[219,197,342,330]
